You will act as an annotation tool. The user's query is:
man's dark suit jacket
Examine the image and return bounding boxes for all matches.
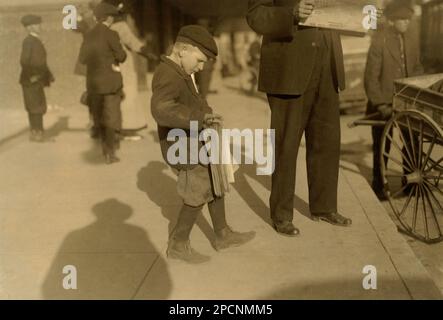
[247,0,346,95]
[20,35,54,87]
[364,26,424,112]
[79,23,127,95]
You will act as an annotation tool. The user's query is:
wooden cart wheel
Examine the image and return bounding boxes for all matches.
[380,110,443,243]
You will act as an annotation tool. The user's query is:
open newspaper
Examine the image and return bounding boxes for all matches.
[299,0,382,36]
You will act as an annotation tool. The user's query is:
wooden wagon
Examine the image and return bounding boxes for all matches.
[351,74,443,243]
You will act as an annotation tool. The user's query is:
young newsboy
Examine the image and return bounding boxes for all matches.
[151,25,256,264]
[20,14,54,142]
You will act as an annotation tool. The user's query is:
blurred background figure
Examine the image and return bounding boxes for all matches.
[79,2,127,164]
[233,28,257,75]
[74,0,100,76]
[19,14,55,143]
[364,0,424,200]
[111,2,149,141]
[74,0,100,138]
[194,18,218,99]
[239,33,261,95]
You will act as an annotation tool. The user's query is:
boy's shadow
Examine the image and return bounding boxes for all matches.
[137,161,216,245]
[41,198,171,299]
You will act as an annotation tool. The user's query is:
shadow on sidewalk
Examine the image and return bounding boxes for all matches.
[41,198,171,299]
[340,138,373,186]
[137,161,215,244]
[0,115,72,150]
[232,151,312,226]
[44,116,70,141]
[233,161,271,224]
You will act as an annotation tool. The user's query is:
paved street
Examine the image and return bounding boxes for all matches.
[0,75,441,300]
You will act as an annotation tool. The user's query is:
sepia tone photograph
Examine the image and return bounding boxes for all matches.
[0,0,442,301]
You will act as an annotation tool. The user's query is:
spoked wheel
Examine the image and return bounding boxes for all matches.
[381,110,443,243]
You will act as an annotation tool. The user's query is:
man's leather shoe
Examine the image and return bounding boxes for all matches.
[312,212,352,227]
[272,221,300,237]
[374,190,388,201]
[105,154,120,165]
[372,184,388,201]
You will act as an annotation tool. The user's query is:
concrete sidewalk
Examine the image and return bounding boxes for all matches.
[0,80,441,300]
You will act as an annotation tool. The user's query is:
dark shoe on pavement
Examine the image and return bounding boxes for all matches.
[312,212,352,227]
[374,189,388,201]
[166,239,210,264]
[104,154,120,165]
[272,221,300,237]
[214,226,256,251]
[372,183,388,201]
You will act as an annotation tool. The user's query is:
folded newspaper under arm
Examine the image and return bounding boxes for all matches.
[204,123,236,198]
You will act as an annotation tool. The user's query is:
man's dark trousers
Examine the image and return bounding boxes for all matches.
[89,92,122,156]
[268,36,340,225]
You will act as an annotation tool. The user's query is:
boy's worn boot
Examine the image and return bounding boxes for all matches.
[167,204,210,264]
[214,226,256,251]
[208,197,256,251]
[167,239,210,264]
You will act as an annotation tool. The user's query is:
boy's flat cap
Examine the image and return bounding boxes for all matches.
[176,25,218,59]
[385,2,414,20]
[21,14,42,27]
[93,2,120,20]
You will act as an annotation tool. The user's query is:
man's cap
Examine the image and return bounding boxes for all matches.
[21,14,42,27]
[176,25,218,59]
[93,2,120,20]
[385,1,414,20]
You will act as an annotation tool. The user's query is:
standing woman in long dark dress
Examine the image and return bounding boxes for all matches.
[111,3,148,141]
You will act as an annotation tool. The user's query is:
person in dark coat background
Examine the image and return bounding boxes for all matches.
[364,1,424,200]
[19,14,54,142]
[79,2,127,164]
[74,0,100,138]
[247,0,352,237]
[151,25,255,264]
[74,0,100,76]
